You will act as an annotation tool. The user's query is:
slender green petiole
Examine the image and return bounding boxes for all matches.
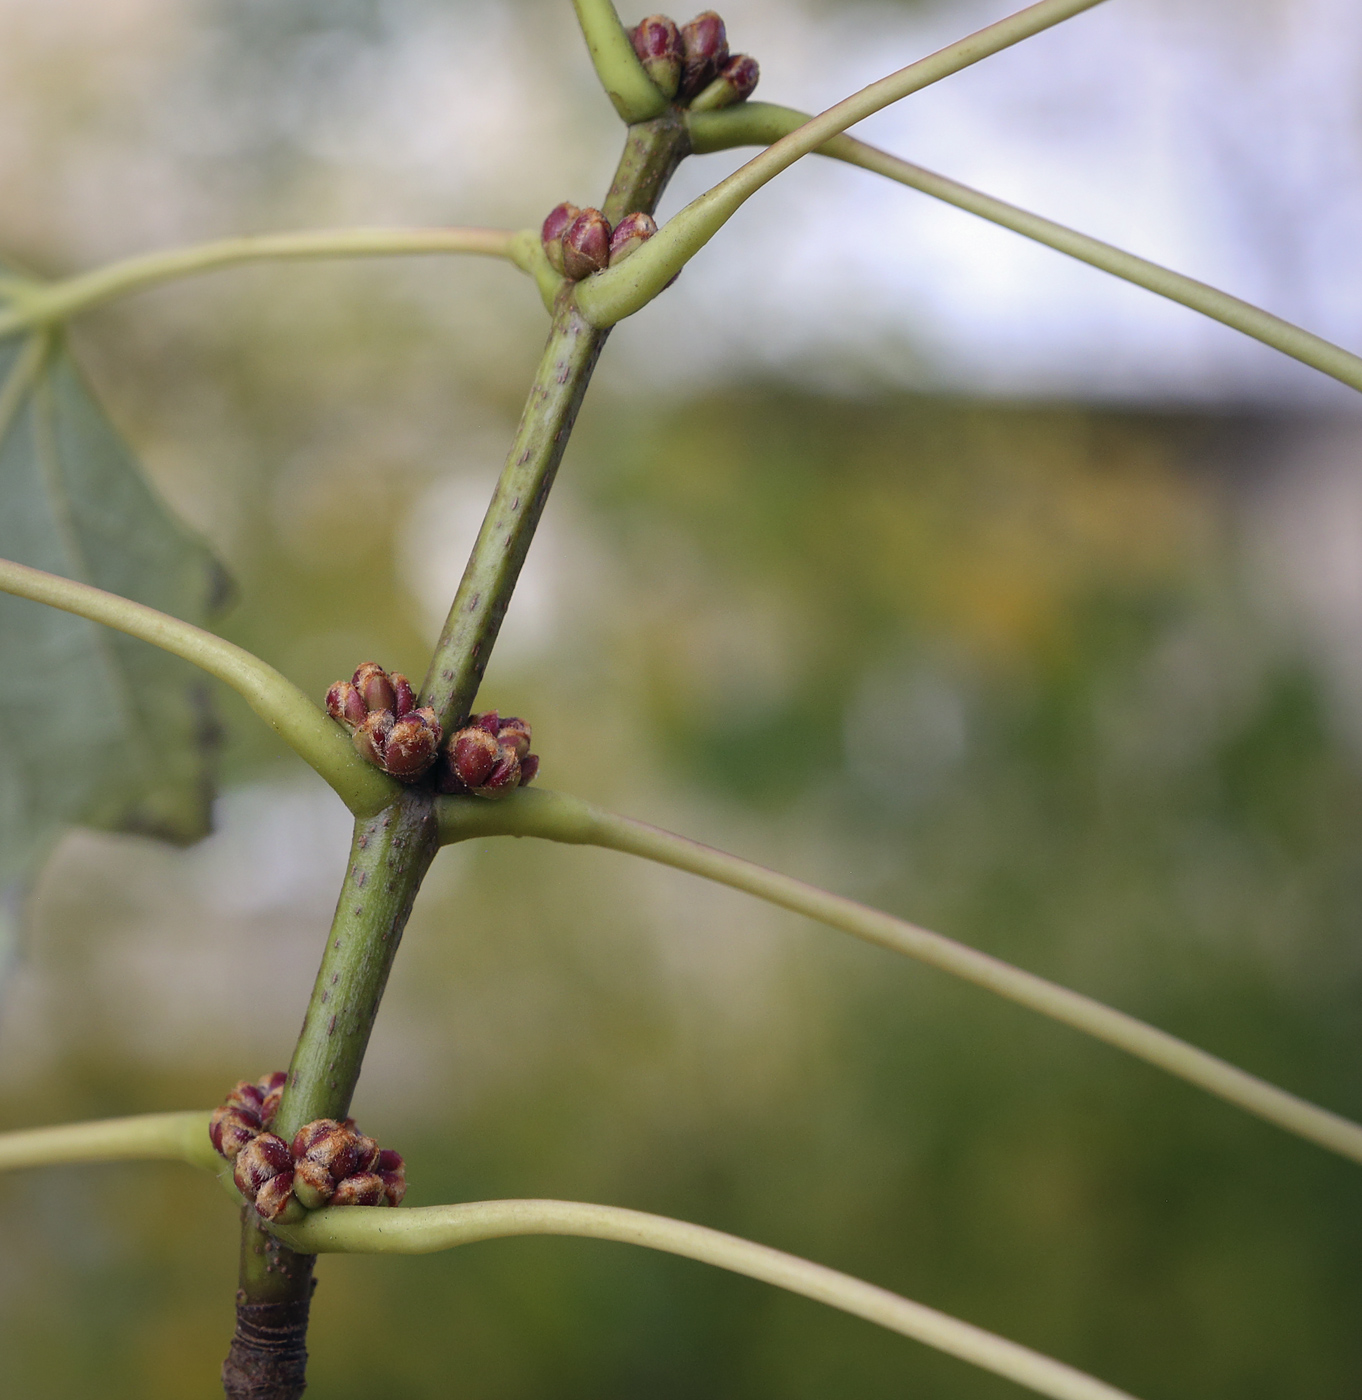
[272,1197,1141,1400]
[574,0,1108,326]
[0,557,398,817]
[688,103,1362,395]
[0,226,525,338]
[0,1111,218,1174]
[571,0,669,123]
[437,789,1362,1166]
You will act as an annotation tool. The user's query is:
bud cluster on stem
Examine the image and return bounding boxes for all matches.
[438,711,539,798]
[210,1076,406,1223]
[630,10,759,110]
[542,203,659,279]
[327,662,441,779]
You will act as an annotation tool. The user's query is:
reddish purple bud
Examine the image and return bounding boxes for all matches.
[353,709,394,768]
[608,212,658,266]
[451,726,500,789]
[680,10,728,99]
[352,662,397,715]
[383,707,441,780]
[300,1124,362,1181]
[291,1119,339,1161]
[332,1172,388,1207]
[292,1157,337,1210]
[351,1132,381,1174]
[392,673,416,719]
[210,1105,261,1161]
[690,52,758,110]
[562,208,611,280]
[541,201,581,276]
[225,1080,265,1114]
[496,716,533,760]
[376,1149,407,1206]
[519,752,540,787]
[326,680,368,729]
[254,1169,297,1221]
[475,711,500,735]
[234,1132,292,1198]
[260,1087,283,1126]
[631,14,683,97]
[475,744,521,799]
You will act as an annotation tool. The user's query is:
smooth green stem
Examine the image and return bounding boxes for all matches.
[418,114,688,733]
[571,0,669,123]
[272,1197,1140,1400]
[233,109,695,1385]
[0,556,398,817]
[437,789,1362,1166]
[0,1111,217,1174]
[0,227,522,338]
[417,303,607,732]
[689,104,1362,395]
[575,0,1108,326]
[274,796,439,1142]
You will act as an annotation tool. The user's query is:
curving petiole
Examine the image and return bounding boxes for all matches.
[0,557,399,817]
[687,103,1362,395]
[571,0,670,124]
[271,1196,1143,1400]
[437,788,1362,1167]
[0,226,531,339]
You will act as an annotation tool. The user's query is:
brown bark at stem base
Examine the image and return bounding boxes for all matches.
[223,1211,318,1399]
[222,1280,317,1399]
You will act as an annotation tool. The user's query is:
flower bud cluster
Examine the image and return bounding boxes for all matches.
[629,11,758,109]
[542,205,659,280]
[210,1076,407,1222]
[326,662,441,780]
[437,711,539,799]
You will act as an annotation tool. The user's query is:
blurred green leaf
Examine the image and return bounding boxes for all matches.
[0,317,230,893]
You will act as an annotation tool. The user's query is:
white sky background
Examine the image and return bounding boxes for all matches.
[1,0,1361,405]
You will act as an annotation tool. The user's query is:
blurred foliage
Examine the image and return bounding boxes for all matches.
[1,379,1360,1399]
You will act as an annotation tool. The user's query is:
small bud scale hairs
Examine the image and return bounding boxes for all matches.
[438,711,540,798]
[542,208,657,280]
[326,662,440,780]
[209,1076,407,1221]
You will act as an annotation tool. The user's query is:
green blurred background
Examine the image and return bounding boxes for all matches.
[2,0,1362,1396]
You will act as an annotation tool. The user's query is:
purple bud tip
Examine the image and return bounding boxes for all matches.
[722,53,758,101]
[541,202,581,276]
[332,1172,389,1207]
[680,10,728,98]
[392,673,416,718]
[352,662,397,715]
[632,15,683,97]
[383,709,441,780]
[452,726,500,789]
[609,211,658,266]
[326,680,367,729]
[254,1170,297,1221]
[475,744,522,799]
[519,752,540,787]
[562,208,612,281]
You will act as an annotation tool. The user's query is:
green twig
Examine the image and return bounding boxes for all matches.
[575,0,1108,326]
[571,0,668,123]
[272,1197,1141,1400]
[0,556,398,817]
[0,1111,218,1174]
[688,103,1362,395]
[0,226,523,338]
[437,789,1362,1166]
